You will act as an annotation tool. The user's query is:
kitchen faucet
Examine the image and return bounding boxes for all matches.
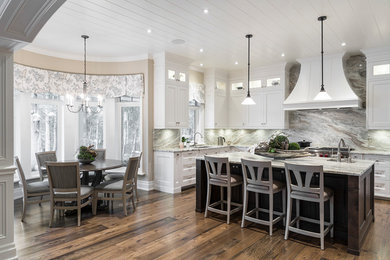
[337,138,350,162]
[193,132,203,146]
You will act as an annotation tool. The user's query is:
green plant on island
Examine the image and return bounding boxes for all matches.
[288,142,301,150]
[268,134,289,150]
[181,136,189,143]
[78,145,97,161]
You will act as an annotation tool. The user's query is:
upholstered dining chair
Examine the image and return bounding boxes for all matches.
[46,162,94,227]
[241,158,286,235]
[284,163,334,250]
[204,156,243,224]
[95,149,106,161]
[35,151,57,181]
[15,156,50,222]
[93,154,140,216]
[104,152,142,201]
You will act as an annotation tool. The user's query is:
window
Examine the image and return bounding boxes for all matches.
[250,80,262,88]
[179,72,186,82]
[181,100,203,143]
[31,103,57,171]
[266,78,280,87]
[232,82,244,90]
[79,111,104,149]
[168,70,176,80]
[216,81,226,90]
[373,64,390,76]
[119,96,142,162]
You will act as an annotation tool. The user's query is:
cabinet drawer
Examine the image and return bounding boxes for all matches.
[364,154,390,162]
[182,157,196,168]
[374,180,390,197]
[375,162,390,180]
[182,151,198,158]
[182,167,196,177]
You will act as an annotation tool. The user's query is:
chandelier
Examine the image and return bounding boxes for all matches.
[66,35,103,113]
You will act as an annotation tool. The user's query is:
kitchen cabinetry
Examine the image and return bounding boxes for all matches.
[154,146,231,193]
[363,47,390,129]
[154,52,191,128]
[205,69,228,128]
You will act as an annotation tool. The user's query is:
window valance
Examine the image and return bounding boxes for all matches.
[14,64,144,98]
[189,82,205,103]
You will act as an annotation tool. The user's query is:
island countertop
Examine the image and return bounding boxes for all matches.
[198,152,375,177]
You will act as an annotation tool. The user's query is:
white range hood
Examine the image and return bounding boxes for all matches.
[283,52,362,110]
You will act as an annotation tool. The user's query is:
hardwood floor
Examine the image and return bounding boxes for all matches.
[14,188,390,260]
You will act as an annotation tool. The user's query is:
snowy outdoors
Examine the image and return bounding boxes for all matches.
[121,106,141,162]
[79,111,104,149]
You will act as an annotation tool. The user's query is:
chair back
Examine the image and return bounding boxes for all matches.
[204,156,231,183]
[123,154,141,190]
[241,158,273,188]
[46,162,80,194]
[15,156,27,191]
[284,163,324,198]
[36,151,57,179]
[95,149,106,161]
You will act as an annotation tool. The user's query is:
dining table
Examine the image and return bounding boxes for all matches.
[78,159,125,186]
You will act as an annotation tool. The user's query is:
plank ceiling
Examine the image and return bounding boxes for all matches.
[24,0,390,70]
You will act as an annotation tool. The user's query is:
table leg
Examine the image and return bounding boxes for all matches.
[92,170,103,187]
[81,171,89,185]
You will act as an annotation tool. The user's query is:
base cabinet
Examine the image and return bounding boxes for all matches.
[154,147,231,193]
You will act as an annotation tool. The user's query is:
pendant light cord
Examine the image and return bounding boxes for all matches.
[318,16,327,92]
[84,36,87,83]
[246,34,252,97]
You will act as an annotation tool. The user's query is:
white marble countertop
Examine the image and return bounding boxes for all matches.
[154,145,241,153]
[198,152,375,177]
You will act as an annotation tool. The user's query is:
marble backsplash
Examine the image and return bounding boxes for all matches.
[153,54,390,152]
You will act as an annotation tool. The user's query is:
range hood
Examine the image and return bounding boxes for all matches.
[283,52,362,110]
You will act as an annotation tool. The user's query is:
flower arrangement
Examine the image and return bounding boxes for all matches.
[77,145,97,164]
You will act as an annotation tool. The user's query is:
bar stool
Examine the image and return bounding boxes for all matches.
[240,158,286,235]
[284,163,334,250]
[204,156,243,224]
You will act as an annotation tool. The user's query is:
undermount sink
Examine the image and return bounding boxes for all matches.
[327,158,355,163]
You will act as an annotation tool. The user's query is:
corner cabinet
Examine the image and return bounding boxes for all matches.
[363,47,390,129]
[154,52,191,129]
[228,63,288,129]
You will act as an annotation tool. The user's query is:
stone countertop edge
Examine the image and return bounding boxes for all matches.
[196,152,375,177]
[153,145,246,152]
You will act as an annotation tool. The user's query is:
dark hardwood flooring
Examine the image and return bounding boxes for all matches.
[13,188,390,260]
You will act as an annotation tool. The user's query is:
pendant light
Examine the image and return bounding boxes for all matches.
[242,34,256,105]
[314,16,331,101]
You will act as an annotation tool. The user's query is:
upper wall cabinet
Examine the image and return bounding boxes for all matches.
[228,63,289,129]
[363,47,390,129]
[154,52,191,129]
[205,69,228,129]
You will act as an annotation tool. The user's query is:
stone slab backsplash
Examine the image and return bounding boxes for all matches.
[153,54,390,152]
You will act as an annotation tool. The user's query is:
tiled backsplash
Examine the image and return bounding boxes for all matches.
[153,55,390,152]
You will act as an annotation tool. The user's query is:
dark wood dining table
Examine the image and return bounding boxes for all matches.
[78,159,125,186]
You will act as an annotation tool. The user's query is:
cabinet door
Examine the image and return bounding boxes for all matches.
[229,95,247,128]
[247,92,266,128]
[214,94,227,128]
[176,85,189,127]
[265,91,284,128]
[367,80,390,129]
[166,85,177,127]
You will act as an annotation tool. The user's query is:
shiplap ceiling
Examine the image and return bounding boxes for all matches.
[24,0,390,70]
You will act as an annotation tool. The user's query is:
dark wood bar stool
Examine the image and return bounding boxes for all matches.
[241,158,286,235]
[204,156,243,224]
[284,163,334,250]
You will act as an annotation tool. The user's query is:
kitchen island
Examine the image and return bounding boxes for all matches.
[195,152,375,255]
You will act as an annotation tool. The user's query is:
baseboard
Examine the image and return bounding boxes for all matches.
[137,180,154,191]
[153,180,181,194]
[0,242,17,260]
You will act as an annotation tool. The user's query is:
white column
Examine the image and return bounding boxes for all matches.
[0,52,17,259]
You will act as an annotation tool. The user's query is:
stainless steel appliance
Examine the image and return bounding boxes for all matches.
[217,136,226,146]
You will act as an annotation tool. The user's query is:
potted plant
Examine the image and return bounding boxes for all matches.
[77,145,97,164]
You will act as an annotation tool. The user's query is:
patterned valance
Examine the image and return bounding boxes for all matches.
[189,82,205,103]
[14,64,144,98]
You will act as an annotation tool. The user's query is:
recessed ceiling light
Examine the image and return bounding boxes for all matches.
[203,9,208,14]
[199,48,204,53]
[171,39,186,45]
[281,53,285,57]
[341,42,346,46]
[235,61,238,65]
[200,63,203,67]
[147,29,152,34]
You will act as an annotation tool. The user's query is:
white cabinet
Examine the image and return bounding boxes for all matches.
[154,52,191,129]
[247,92,266,127]
[229,92,248,128]
[363,47,390,129]
[205,69,228,128]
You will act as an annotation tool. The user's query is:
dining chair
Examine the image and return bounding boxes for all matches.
[241,158,286,235]
[15,156,50,222]
[284,163,334,250]
[46,162,94,227]
[204,156,243,224]
[93,155,140,216]
[35,151,57,181]
[104,152,142,201]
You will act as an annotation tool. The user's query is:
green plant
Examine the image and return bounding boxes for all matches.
[269,135,289,149]
[181,136,188,143]
[78,145,97,161]
[288,142,300,150]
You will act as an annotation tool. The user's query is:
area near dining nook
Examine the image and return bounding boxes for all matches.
[2,1,390,259]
